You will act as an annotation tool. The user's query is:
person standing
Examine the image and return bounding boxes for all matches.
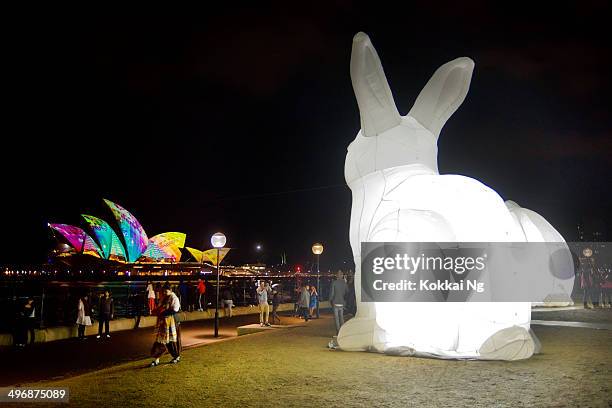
[14,298,35,347]
[97,290,114,339]
[329,270,348,333]
[600,267,612,308]
[76,295,92,339]
[178,280,189,310]
[146,281,156,315]
[309,286,318,318]
[346,273,357,316]
[256,281,271,327]
[154,282,163,306]
[602,276,612,308]
[23,297,36,345]
[594,267,604,308]
[13,301,26,347]
[190,281,199,312]
[221,286,233,318]
[197,279,206,311]
[580,257,596,309]
[271,290,281,325]
[163,283,181,362]
[298,285,310,322]
[293,285,301,317]
[149,290,180,366]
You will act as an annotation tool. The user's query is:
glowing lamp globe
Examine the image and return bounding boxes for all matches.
[211,232,226,249]
[583,248,593,258]
[312,243,324,255]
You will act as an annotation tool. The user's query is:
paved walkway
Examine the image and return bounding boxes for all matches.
[532,319,612,330]
[0,312,305,386]
[531,305,583,312]
[531,306,612,324]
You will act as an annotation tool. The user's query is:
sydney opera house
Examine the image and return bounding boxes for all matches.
[49,199,192,265]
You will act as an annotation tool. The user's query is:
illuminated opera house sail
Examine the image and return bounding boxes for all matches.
[49,199,186,264]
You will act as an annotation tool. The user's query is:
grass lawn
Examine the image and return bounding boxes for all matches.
[13,314,612,407]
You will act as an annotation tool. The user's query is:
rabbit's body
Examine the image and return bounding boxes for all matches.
[343,161,533,359]
[336,33,571,360]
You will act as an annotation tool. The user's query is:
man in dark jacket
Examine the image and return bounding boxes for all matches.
[329,271,348,333]
[298,285,310,322]
[580,255,597,309]
[178,280,189,310]
[97,290,114,339]
[13,298,35,347]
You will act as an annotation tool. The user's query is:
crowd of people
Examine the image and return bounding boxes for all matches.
[10,273,358,361]
[144,278,260,316]
[240,273,354,331]
[74,282,184,365]
[285,271,353,335]
[145,279,208,315]
[580,261,612,308]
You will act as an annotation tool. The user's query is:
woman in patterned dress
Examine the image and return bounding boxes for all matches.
[149,295,180,367]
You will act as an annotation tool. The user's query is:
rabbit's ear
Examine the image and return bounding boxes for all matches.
[408,57,474,139]
[351,32,401,137]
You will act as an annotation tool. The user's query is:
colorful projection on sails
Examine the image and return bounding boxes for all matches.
[185,247,230,264]
[103,199,148,263]
[142,232,186,262]
[81,215,127,261]
[50,200,188,263]
[185,247,203,262]
[49,224,102,258]
[150,232,186,250]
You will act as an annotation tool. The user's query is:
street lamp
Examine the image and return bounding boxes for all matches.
[311,242,324,318]
[211,232,226,337]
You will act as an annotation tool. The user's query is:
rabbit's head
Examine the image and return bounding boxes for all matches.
[345,32,474,185]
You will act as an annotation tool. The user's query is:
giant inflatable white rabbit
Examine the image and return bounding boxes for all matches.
[337,32,574,360]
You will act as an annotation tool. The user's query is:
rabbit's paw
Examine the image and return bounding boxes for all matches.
[337,317,386,352]
[478,325,535,361]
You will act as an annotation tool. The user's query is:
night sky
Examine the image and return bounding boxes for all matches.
[2,2,611,269]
